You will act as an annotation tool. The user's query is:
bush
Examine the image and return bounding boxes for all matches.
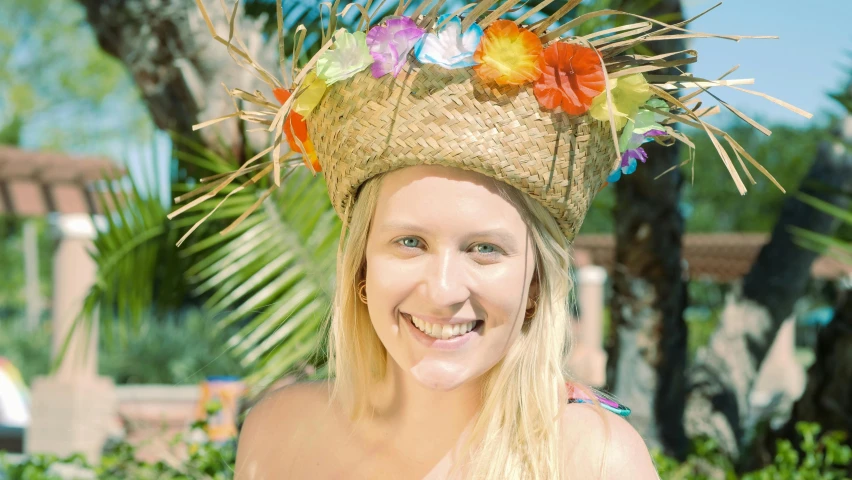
[99,309,246,385]
[0,319,51,385]
[0,403,236,480]
[653,422,851,479]
[0,309,246,387]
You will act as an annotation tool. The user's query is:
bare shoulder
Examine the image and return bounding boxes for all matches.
[234,381,334,480]
[560,403,659,480]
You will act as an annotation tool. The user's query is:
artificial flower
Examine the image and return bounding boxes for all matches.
[413,14,483,69]
[273,88,321,173]
[534,42,605,114]
[316,30,374,85]
[291,70,327,118]
[366,16,425,78]
[618,109,665,151]
[606,107,668,183]
[606,157,638,183]
[589,73,652,130]
[473,20,542,86]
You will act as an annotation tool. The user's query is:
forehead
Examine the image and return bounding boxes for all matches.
[372,165,527,234]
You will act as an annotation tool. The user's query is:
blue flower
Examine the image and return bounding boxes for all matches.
[607,157,638,183]
[413,14,483,69]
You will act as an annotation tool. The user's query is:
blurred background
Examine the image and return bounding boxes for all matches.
[0,0,850,478]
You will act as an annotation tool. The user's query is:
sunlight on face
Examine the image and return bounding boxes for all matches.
[364,165,537,391]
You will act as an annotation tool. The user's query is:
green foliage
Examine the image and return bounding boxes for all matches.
[2,422,846,479]
[0,405,236,480]
[0,311,244,386]
[652,423,852,480]
[0,319,51,386]
[0,218,52,319]
[79,152,200,353]
[171,137,341,393]
[828,56,851,115]
[0,0,151,150]
[79,134,341,393]
[98,309,246,385]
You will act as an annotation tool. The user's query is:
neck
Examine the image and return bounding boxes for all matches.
[365,356,482,445]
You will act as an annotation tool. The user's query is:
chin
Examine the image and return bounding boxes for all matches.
[409,360,484,391]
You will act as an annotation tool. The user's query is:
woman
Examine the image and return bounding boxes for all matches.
[175,1,809,478]
[233,164,656,479]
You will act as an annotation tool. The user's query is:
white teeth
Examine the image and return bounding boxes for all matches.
[409,315,477,340]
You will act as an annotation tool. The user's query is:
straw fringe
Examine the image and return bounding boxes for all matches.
[171,0,811,245]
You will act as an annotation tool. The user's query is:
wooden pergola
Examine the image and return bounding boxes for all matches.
[574,233,852,282]
[0,145,123,216]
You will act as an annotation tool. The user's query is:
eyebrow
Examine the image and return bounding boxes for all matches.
[377,221,521,250]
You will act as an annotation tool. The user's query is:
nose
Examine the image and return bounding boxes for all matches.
[422,248,471,309]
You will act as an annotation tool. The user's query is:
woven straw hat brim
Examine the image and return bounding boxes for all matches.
[310,63,617,241]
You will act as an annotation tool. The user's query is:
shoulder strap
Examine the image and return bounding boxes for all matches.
[567,395,631,417]
[565,383,631,417]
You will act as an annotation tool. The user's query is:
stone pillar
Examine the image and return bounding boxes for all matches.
[26,213,116,463]
[22,220,43,331]
[567,262,609,387]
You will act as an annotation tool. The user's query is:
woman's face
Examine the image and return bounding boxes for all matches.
[364,165,537,391]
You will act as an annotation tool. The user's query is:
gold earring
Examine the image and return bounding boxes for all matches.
[525,297,538,320]
[358,280,368,304]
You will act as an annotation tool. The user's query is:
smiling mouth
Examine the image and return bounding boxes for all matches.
[401,313,484,340]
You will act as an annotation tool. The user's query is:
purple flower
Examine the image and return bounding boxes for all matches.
[366,17,426,78]
[621,146,648,168]
[608,127,669,183]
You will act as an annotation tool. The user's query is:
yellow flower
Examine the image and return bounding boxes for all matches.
[590,74,651,130]
[473,20,542,86]
[293,70,327,118]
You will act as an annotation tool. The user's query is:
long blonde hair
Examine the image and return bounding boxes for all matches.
[323,170,609,479]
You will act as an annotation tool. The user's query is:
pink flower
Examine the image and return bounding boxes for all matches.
[366,17,425,78]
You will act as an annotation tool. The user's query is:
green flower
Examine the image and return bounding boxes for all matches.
[316,30,374,85]
[590,74,652,130]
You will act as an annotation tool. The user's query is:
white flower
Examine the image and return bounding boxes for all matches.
[413,15,483,69]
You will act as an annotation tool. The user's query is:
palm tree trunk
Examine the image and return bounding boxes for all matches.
[75,0,277,160]
[606,0,689,458]
[684,114,852,461]
[746,114,852,472]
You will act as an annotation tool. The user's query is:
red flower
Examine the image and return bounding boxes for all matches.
[534,43,605,115]
[273,88,321,173]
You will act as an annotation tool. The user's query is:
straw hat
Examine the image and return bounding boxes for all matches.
[170,0,811,246]
[312,63,615,240]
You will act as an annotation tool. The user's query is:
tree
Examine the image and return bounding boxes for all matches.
[744,78,852,472]
[74,0,626,394]
[0,0,146,321]
[603,0,689,458]
[683,88,852,463]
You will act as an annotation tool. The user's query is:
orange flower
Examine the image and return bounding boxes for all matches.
[272,88,321,173]
[534,42,605,115]
[473,20,542,86]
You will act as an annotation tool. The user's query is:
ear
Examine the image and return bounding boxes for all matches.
[527,274,540,310]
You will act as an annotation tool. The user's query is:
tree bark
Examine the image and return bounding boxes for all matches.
[75,0,277,158]
[684,115,852,461]
[607,0,689,459]
[746,115,852,472]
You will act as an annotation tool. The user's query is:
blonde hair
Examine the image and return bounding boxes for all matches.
[323,169,611,479]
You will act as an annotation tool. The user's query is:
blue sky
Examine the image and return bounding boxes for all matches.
[681,0,851,127]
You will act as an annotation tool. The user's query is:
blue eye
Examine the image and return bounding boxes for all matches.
[398,237,421,249]
[475,244,497,255]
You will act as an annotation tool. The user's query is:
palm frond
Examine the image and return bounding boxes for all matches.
[188,166,339,394]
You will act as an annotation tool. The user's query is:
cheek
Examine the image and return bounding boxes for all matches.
[364,254,414,315]
[474,264,533,320]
